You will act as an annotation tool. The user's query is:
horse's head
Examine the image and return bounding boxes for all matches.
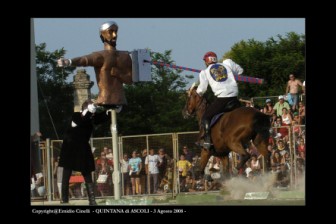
[182,85,203,119]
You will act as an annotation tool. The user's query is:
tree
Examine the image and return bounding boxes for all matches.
[221,32,305,100]
[36,43,75,139]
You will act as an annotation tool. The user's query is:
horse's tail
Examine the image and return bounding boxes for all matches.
[252,111,271,141]
[252,111,272,170]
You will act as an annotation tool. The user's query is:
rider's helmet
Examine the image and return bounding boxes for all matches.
[203,51,217,64]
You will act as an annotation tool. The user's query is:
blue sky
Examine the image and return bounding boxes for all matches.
[34,18,305,94]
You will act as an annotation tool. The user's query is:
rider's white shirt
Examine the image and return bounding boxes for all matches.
[196,59,243,98]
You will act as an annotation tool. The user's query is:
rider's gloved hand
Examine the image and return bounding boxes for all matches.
[88,103,97,113]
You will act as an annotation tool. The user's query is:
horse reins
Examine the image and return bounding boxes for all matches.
[188,91,207,117]
[196,96,207,114]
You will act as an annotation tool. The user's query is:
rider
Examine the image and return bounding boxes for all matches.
[195,51,244,149]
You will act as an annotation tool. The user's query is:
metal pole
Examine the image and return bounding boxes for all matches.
[110,109,121,200]
[262,155,265,175]
[172,133,178,198]
[146,135,150,195]
[118,136,124,196]
[50,142,55,201]
[31,18,40,136]
[89,137,95,183]
[289,126,294,189]
[46,138,52,202]
[293,127,298,189]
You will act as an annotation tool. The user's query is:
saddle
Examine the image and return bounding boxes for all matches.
[207,102,242,152]
[209,113,225,128]
[210,99,241,128]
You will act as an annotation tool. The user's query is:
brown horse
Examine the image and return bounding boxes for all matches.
[182,86,271,174]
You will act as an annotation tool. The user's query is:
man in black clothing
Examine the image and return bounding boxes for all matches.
[59,99,110,205]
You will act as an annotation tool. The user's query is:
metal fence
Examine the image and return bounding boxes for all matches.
[34,126,305,202]
[251,94,305,109]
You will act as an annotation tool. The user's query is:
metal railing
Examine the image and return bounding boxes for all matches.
[36,125,305,202]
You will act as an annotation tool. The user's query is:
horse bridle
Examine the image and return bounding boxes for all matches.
[185,90,206,117]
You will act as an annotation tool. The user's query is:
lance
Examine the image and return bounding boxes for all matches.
[144,60,264,84]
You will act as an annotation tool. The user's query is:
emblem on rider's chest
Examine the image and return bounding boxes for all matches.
[210,64,228,82]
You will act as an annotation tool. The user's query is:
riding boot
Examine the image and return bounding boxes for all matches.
[61,182,69,204]
[195,128,204,147]
[86,183,97,206]
[203,120,211,150]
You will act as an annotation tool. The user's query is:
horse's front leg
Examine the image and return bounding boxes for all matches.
[221,156,230,179]
[237,153,251,171]
[200,148,211,173]
[228,142,251,175]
